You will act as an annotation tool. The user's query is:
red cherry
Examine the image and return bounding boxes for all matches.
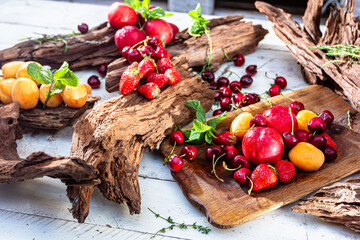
[249,93,260,103]
[209,81,218,90]
[229,81,242,93]
[219,86,232,98]
[148,36,161,49]
[213,109,224,116]
[217,77,230,87]
[180,145,197,161]
[319,110,334,127]
[168,156,184,171]
[308,134,327,149]
[323,145,337,162]
[289,101,305,115]
[233,93,244,106]
[269,85,281,97]
[223,146,238,161]
[234,168,251,185]
[308,117,327,134]
[97,64,108,77]
[240,75,253,88]
[275,76,287,89]
[245,65,257,76]
[153,46,168,60]
[295,130,310,142]
[234,54,245,66]
[282,131,299,149]
[220,98,232,111]
[78,23,89,34]
[230,155,250,169]
[169,130,184,145]
[250,113,266,127]
[121,46,131,58]
[127,48,142,63]
[206,145,223,161]
[243,93,257,106]
[214,91,221,101]
[138,45,154,56]
[201,71,215,82]
[87,75,101,89]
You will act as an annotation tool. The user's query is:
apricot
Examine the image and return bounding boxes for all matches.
[81,82,92,95]
[230,112,253,139]
[2,61,25,79]
[62,84,87,108]
[0,78,16,104]
[39,84,63,108]
[289,142,325,171]
[15,61,42,85]
[12,78,39,109]
[296,110,317,132]
[0,76,4,82]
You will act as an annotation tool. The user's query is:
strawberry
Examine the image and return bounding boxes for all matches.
[119,65,140,95]
[126,62,139,71]
[165,68,181,85]
[249,164,278,193]
[147,72,169,88]
[138,59,155,79]
[138,82,160,99]
[157,58,173,73]
[321,133,337,150]
[212,132,237,146]
[274,160,296,183]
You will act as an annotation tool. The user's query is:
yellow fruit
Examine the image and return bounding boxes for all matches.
[62,84,87,108]
[12,78,39,109]
[0,78,16,104]
[289,142,325,171]
[82,82,92,95]
[0,76,4,82]
[296,110,317,132]
[230,112,253,139]
[2,61,25,79]
[39,84,63,108]
[15,61,42,85]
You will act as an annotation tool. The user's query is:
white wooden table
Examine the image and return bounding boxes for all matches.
[0,0,359,239]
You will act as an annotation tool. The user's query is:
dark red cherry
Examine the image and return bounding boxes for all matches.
[229,81,242,93]
[319,110,334,127]
[245,65,257,76]
[127,48,142,63]
[269,85,281,97]
[87,75,101,89]
[213,109,224,116]
[169,130,184,145]
[234,53,245,66]
[148,36,161,49]
[206,145,223,161]
[209,81,219,91]
[249,93,260,103]
[217,77,230,87]
[122,46,131,58]
[308,134,327,149]
[201,71,215,82]
[168,156,184,171]
[233,93,245,106]
[78,23,88,34]
[138,45,154,56]
[250,113,266,127]
[323,145,337,162]
[244,93,257,105]
[136,12,146,26]
[223,146,238,162]
[214,91,221,101]
[282,131,299,149]
[234,168,251,185]
[97,64,108,77]
[220,98,232,111]
[180,145,197,161]
[219,86,232,98]
[289,101,305,115]
[275,76,287,89]
[308,117,327,134]
[295,130,310,142]
[240,75,253,88]
[230,155,250,169]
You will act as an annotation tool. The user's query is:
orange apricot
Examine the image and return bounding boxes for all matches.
[289,142,325,171]
[62,84,87,108]
[2,61,25,79]
[15,61,42,85]
[0,78,16,104]
[39,84,63,108]
[12,78,39,109]
[81,82,92,95]
[230,112,253,139]
[296,110,317,132]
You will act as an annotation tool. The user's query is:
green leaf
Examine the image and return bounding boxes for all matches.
[125,0,141,11]
[182,129,192,139]
[147,7,166,19]
[196,103,206,122]
[205,131,213,144]
[164,12,173,17]
[207,112,227,129]
[142,0,150,9]
[188,10,199,20]
[27,63,53,85]
[185,99,200,112]
[193,120,211,133]
[195,3,202,16]
[186,131,205,144]
[54,62,79,87]
[51,80,65,94]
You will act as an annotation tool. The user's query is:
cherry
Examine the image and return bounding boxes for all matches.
[180,145,197,161]
[295,130,310,142]
[275,76,287,89]
[245,65,257,76]
[122,46,131,58]
[97,64,107,77]
[323,145,337,162]
[250,113,266,127]
[230,155,250,169]
[269,84,281,97]
[240,75,253,88]
[138,45,154,56]
[319,110,334,127]
[220,98,232,111]
[213,109,224,116]
[206,145,223,161]
[243,93,257,106]
[148,36,161,49]
[229,81,242,93]
[214,91,221,101]
[308,134,327,149]
[87,75,101,89]
[201,71,215,82]
[219,86,232,98]
[289,101,305,115]
[217,77,230,87]
[127,48,142,63]
[249,93,260,103]
[168,156,184,171]
[234,53,245,66]
[209,81,219,91]
[233,93,244,106]
[282,131,299,149]
[78,23,89,34]
[169,130,184,145]
[308,117,327,134]
[234,168,251,185]
[153,46,168,59]
[223,146,238,161]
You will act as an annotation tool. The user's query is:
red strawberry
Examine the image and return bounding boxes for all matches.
[119,66,140,95]
[138,59,155,78]
[126,62,139,71]
[249,164,278,193]
[274,160,296,183]
[212,132,237,146]
[147,72,169,88]
[165,68,181,85]
[321,133,337,150]
[157,58,173,73]
[138,82,160,99]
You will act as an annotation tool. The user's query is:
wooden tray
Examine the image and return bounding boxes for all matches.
[160,85,360,229]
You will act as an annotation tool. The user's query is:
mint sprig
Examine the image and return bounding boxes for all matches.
[125,0,173,22]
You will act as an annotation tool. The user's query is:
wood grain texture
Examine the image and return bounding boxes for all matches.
[160,85,360,229]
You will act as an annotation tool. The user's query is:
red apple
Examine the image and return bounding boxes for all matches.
[108,2,137,29]
[168,23,179,39]
[114,25,146,51]
[263,106,298,135]
[144,19,173,44]
[242,127,284,165]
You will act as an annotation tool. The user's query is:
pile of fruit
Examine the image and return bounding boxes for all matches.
[0,61,92,109]
[166,98,338,194]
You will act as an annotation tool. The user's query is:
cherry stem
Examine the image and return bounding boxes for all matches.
[247,176,253,195]
[212,153,226,182]
[224,164,241,171]
[222,47,236,61]
[231,104,244,112]
[311,131,317,136]
[130,38,149,50]
[281,92,294,101]
[234,124,255,134]
[266,98,273,107]
[264,72,275,80]
[258,59,274,70]
[163,142,177,165]
[347,110,354,131]
[201,28,213,73]
[224,69,241,79]
[289,108,295,135]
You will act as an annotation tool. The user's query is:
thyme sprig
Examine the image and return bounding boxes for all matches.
[148,208,211,238]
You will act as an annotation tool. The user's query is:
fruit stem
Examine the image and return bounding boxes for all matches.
[264,72,275,80]
[130,38,150,51]
[289,107,295,135]
[347,110,354,131]
[267,164,278,176]
[281,92,294,101]
[231,104,244,112]
[212,153,226,182]
[201,28,213,73]
[247,176,253,195]
[266,97,273,107]
[224,165,241,171]
[224,69,241,79]
[163,142,177,165]
[43,78,56,110]
[222,47,235,61]
[258,59,274,70]
[234,124,255,134]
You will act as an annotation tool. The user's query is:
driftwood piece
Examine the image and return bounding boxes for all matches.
[255,0,360,111]
[68,55,215,223]
[105,16,268,92]
[293,178,360,233]
[0,23,119,70]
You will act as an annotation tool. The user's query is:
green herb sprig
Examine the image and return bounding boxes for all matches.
[148,208,211,238]
[27,61,79,109]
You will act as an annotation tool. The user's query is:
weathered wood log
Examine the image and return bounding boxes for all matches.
[255,0,360,111]
[0,23,119,70]
[68,55,215,223]
[293,178,360,233]
[105,15,268,92]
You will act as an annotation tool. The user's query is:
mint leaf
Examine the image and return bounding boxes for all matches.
[188,3,210,36]
[196,103,206,122]
[188,10,199,20]
[205,131,213,144]
[52,80,65,94]
[147,7,173,19]
[207,112,227,129]
[27,63,53,85]
[195,3,201,15]
[186,131,205,144]
[186,100,200,111]
[193,120,211,133]
[142,0,150,9]
[54,62,78,87]
[125,0,141,11]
